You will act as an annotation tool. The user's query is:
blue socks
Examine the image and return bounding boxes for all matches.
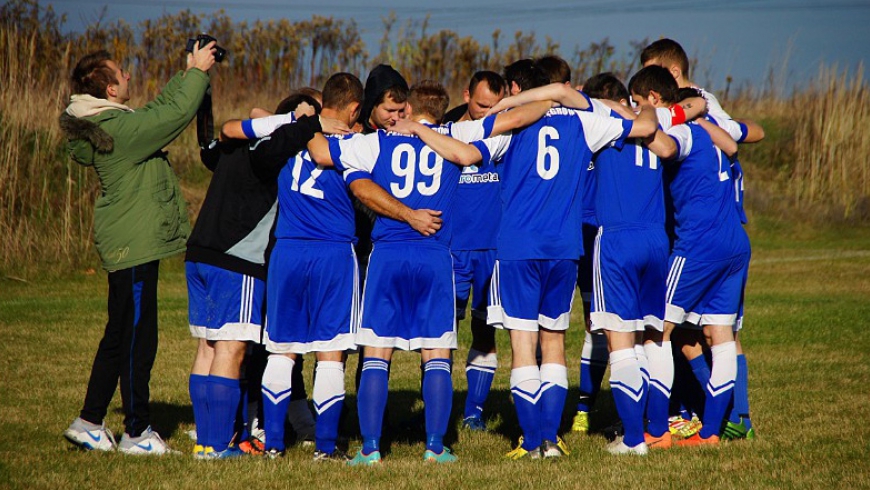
[423,358,453,453]
[644,341,674,437]
[728,354,752,428]
[261,355,294,452]
[609,349,646,447]
[189,374,210,447]
[313,361,345,455]
[207,376,241,452]
[358,358,390,455]
[539,363,568,443]
[464,349,497,420]
[510,365,542,450]
[577,331,608,412]
[700,342,737,439]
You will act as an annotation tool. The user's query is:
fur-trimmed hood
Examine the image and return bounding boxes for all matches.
[58,111,114,155]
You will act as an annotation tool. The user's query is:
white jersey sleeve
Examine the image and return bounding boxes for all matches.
[656,107,674,131]
[708,114,743,142]
[588,98,614,117]
[472,133,512,163]
[241,113,296,139]
[442,119,489,143]
[698,88,732,121]
[332,132,379,173]
[667,124,693,161]
[576,111,632,153]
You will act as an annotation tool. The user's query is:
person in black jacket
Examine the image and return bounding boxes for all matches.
[186,92,328,459]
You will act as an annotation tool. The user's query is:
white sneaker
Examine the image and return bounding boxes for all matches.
[64,417,116,451]
[118,427,179,455]
[606,437,649,456]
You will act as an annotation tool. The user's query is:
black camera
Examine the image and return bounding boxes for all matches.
[185,34,227,63]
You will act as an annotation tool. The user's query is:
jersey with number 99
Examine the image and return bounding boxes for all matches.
[474,107,632,260]
[330,128,465,246]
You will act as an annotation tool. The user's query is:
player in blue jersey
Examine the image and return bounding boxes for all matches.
[642,40,766,441]
[535,56,612,435]
[398,87,662,459]
[307,80,554,465]
[442,71,507,432]
[230,74,442,461]
[629,66,751,447]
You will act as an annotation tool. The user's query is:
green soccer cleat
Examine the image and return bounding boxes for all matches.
[571,411,589,433]
[348,449,382,466]
[721,418,756,441]
[423,447,458,463]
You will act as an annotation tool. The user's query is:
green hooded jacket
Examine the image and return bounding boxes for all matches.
[59,68,209,271]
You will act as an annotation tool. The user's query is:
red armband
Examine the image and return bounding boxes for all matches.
[670,104,687,125]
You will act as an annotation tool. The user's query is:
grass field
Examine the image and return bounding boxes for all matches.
[1,224,869,489]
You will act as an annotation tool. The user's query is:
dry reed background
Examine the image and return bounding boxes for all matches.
[1,0,868,276]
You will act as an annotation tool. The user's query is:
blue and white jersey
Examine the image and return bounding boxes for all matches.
[329,119,492,246]
[273,133,358,242]
[452,158,501,251]
[589,101,676,228]
[240,113,296,139]
[706,114,750,224]
[697,87,731,122]
[666,123,749,260]
[473,107,632,260]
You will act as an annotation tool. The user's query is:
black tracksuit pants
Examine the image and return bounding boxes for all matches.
[79,261,159,437]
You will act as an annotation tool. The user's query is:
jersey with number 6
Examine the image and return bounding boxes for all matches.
[274,133,357,242]
[473,107,632,260]
[329,121,490,246]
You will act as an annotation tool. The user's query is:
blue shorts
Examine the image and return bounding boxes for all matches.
[264,240,359,354]
[591,226,669,333]
[665,252,751,328]
[357,242,457,350]
[576,223,598,302]
[453,249,497,321]
[186,261,264,342]
[488,258,578,332]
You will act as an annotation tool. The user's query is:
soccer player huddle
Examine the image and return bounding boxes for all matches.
[64,37,763,463]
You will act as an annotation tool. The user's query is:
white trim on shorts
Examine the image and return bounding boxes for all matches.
[590,312,639,333]
[263,331,357,354]
[354,327,457,351]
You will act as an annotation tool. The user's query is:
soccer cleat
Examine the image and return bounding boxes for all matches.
[644,431,673,450]
[505,439,542,460]
[64,417,116,452]
[461,415,487,432]
[721,418,756,441]
[541,439,566,458]
[238,438,264,456]
[347,449,382,466]
[193,444,214,460]
[675,433,720,447]
[555,436,571,455]
[423,447,458,463]
[571,410,589,433]
[606,437,649,456]
[313,450,352,462]
[206,445,246,459]
[669,415,702,439]
[117,427,179,455]
[264,448,285,459]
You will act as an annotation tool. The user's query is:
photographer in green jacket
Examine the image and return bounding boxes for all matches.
[59,40,215,455]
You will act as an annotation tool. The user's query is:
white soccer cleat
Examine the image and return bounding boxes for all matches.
[64,417,117,451]
[606,437,649,456]
[118,427,179,455]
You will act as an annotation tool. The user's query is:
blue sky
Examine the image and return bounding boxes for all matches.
[49,0,869,91]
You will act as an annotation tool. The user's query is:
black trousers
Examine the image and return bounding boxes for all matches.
[80,261,159,437]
